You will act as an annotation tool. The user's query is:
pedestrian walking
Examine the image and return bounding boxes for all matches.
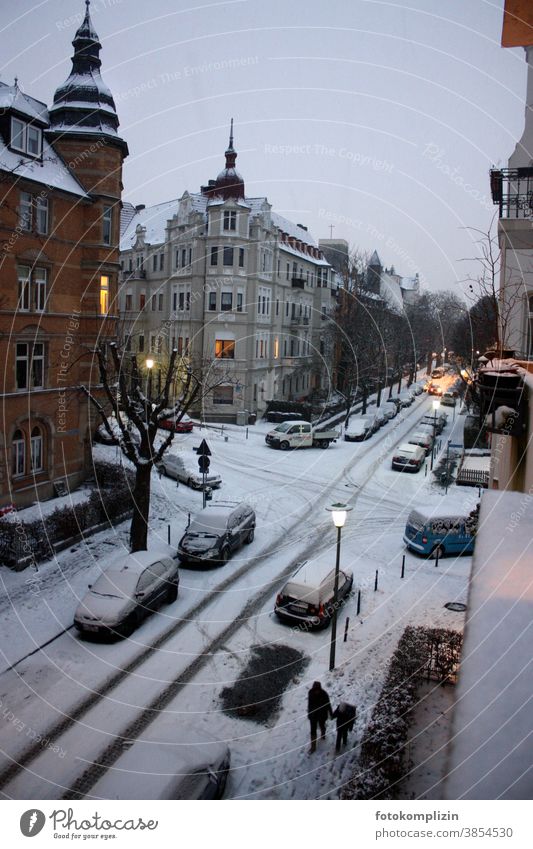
[332,701,356,752]
[307,681,333,753]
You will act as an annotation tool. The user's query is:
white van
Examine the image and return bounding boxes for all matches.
[274,558,353,629]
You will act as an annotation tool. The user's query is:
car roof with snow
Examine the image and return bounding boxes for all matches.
[282,558,353,604]
[395,443,422,454]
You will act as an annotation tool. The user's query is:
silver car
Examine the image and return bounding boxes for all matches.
[156,453,222,490]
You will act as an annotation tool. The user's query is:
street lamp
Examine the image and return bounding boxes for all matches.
[431,398,441,470]
[326,502,353,671]
[145,357,154,400]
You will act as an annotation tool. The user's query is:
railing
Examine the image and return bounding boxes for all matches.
[490,168,533,218]
[291,276,305,289]
[120,269,146,281]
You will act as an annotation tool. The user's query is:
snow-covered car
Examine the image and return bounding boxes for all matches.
[421,412,447,434]
[382,401,398,420]
[156,453,222,489]
[344,415,377,442]
[408,430,434,454]
[158,413,194,433]
[93,418,140,446]
[440,392,456,407]
[391,443,426,472]
[178,502,255,566]
[374,408,389,429]
[274,557,353,629]
[90,727,230,799]
[74,551,179,638]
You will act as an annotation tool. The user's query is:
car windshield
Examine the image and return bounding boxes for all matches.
[188,512,230,534]
[273,422,292,432]
[91,570,138,599]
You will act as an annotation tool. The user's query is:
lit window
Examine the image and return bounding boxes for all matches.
[99,275,109,314]
[215,339,235,359]
[274,337,279,358]
[12,429,25,476]
[30,426,43,472]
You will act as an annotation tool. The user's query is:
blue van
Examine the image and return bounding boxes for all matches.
[403,507,478,558]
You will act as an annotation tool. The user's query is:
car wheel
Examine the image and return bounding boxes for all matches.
[120,613,137,638]
[167,583,178,603]
[219,547,230,566]
[319,441,329,449]
[279,441,290,450]
[430,545,445,560]
[187,477,196,489]
[245,527,255,544]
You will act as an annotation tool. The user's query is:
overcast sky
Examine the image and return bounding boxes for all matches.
[1,0,528,293]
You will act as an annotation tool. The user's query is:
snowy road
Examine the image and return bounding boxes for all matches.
[0,394,472,799]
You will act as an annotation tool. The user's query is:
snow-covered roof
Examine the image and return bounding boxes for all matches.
[445,490,533,800]
[120,198,182,250]
[401,276,418,291]
[0,82,48,123]
[271,211,317,247]
[0,137,89,198]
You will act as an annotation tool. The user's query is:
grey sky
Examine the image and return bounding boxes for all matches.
[1,0,527,293]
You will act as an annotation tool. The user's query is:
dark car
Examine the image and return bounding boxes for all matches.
[265,410,303,423]
[74,551,179,639]
[178,502,256,566]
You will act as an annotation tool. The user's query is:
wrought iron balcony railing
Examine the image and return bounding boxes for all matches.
[490,168,533,218]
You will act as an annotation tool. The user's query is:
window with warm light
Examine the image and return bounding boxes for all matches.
[274,337,279,358]
[99,276,109,314]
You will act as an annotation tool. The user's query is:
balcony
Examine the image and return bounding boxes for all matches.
[121,269,146,281]
[290,316,310,326]
[490,168,533,218]
[291,276,305,289]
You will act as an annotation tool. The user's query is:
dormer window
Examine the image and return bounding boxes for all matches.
[10,117,42,158]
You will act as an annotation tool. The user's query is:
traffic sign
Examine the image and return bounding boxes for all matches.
[197,439,211,457]
[198,455,210,473]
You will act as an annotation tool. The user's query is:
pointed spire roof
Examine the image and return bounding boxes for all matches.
[213,119,245,199]
[48,0,127,152]
[369,250,382,267]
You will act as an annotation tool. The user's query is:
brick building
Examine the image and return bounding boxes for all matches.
[0,1,127,508]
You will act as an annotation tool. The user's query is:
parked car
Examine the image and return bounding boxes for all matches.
[440,392,456,407]
[265,410,303,423]
[382,401,398,420]
[74,551,179,638]
[374,408,389,428]
[344,415,378,442]
[90,727,230,799]
[391,443,426,472]
[178,502,256,566]
[156,453,222,490]
[274,558,353,629]
[408,430,434,454]
[93,417,140,446]
[403,506,478,558]
[421,412,447,435]
[159,413,194,433]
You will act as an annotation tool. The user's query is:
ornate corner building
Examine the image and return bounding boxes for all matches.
[119,123,338,422]
[0,1,127,508]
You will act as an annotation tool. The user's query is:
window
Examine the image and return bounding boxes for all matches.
[12,430,25,476]
[221,291,232,311]
[286,263,290,281]
[210,246,219,266]
[125,292,132,310]
[175,250,179,269]
[158,293,164,311]
[18,266,30,311]
[16,342,44,390]
[30,426,43,472]
[138,334,145,353]
[102,205,113,246]
[19,192,32,230]
[172,291,177,311]
[239,248,245,267]
[11,118,42,157]
[223,210,237,231]
[139,292,146,310]
[215,339,235,359]
[151,294,157,311]
[152,254,158,272]
[35,196,48,234]
[178,292,184,311]
[223,246,234,266]
[159,253,164,271]
[276,299,279,316]
[177,337,183,355]
[237,292,243,312]
[213,385,234,405]
[274,337,279,358]
[34,268,47,312]
[99,275,109,314]
[181,248,187,268]
[208,291,217,311]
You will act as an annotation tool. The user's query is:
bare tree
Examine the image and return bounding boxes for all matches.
[82,344,229,552]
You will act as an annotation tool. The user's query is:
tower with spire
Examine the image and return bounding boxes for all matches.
[202,119,245,200]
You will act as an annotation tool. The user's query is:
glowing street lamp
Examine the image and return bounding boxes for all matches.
[145,357,154,400]
[326,502,353,671]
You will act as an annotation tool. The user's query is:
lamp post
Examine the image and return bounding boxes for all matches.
[431,398,441,470]
[145,357,154,401]
[326,502,352,671]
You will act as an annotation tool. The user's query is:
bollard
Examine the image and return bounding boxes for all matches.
[425,463,428,477]
[356,589,361,616]
[167,524,171,546]
[187,512,191,528]
[374,570,378,591]
[246,428,249,440]
[401,554,405,579]
[435,548,440,567]
[344,617,349,642]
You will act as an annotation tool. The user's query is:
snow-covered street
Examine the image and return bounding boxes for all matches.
[0,395,473,800]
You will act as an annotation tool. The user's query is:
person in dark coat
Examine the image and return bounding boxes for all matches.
[307,681,333,753]
[332,701,356,752]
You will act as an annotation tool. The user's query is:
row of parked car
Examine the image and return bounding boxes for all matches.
[344,382,425,442]
[391,410,448,472]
